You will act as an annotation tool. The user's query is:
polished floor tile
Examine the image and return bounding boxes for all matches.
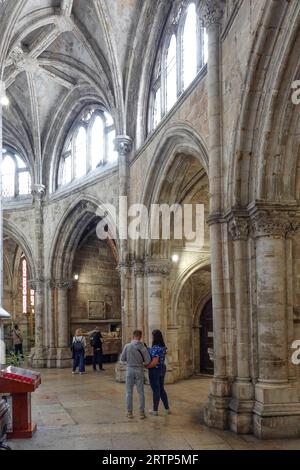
[7,365,300,450]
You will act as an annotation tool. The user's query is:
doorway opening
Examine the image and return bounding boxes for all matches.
[199,299,214,375]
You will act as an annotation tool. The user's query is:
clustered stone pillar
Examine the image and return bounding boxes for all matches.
[56,280,72,368]
[145,259,170,344]
[115,135,132,262]
[114,135,132,382]
[228,215,254,434]
[201,0,230,429]
[115,135,132,344]
[30,184,46,368]
[134,260,145,332]
[251,209,300,438]
[46,280,56,368]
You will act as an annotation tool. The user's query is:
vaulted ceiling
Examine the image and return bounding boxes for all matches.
[0,0,171,185]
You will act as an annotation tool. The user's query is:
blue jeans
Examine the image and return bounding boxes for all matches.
[73,351,85,373]
[126,367,145,413]
[148,365,169,412]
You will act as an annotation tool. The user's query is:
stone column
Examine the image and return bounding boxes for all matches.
[55,280,73,368]
[115,262,128,383]
[29,185,46,367]
[134,260,145,332]
[114,136,132,383]
[145,259,170,342]
[251,209,300,438]
[46,280,56,368]
[0,81,11,367]
[117,262,127,347]
[201,0,230,430]
[28,279,45,367]
[228,215,254,434]
[115,135,132,262]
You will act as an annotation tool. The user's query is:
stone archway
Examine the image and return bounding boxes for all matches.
[2,227,37,358]
[132,130,211,383]
[48,197,120,368]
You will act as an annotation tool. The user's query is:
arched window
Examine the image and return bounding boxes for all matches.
[58,106,117,188]
[21,256,35,315]
[74,126,87,179]
[183,3,198,89]
[91,115,104,169]
[1,148,31,198]
[149,1,207,132]
[166,35,177,112]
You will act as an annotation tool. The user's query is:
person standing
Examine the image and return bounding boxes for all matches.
[148,330,170,416]
[90,327,104,371]
[72,329,86,375]
[12,325,23,357]
[120,330,151,419]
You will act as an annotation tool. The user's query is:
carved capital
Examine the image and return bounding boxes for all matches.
[114,135,133,156]
[207,211,223,226]
[228,217,249,241]
[251,211,292,239]
[200,0,224,28]
[52,280,74,290]
[288,219,300,238]
[145,260,171,276]
[32,184,46,200]
[28,279,43,294]
[134,261,144,277]
[117,261,126,276]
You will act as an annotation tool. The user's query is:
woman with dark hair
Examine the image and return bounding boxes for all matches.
[147,330,170,416]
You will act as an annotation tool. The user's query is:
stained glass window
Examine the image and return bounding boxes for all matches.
[22,258,27,314]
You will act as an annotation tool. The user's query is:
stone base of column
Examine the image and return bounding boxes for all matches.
[253,382,300,439]
[203,378,231,430]
[115,362,126,383]
[228,380,254,434]
[30,347,46,368]
[56,347,72,368]
[204,395,230,430]
[46,348,57,368]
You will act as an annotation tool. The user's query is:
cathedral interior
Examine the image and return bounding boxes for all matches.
[1,0,300,451]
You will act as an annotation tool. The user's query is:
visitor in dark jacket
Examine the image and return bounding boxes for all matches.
[148,329,170,416]
[90,327,104,371]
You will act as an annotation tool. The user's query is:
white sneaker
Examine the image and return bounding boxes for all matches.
[149,410,158,416]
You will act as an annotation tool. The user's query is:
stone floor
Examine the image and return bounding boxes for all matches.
[8,364,300,450]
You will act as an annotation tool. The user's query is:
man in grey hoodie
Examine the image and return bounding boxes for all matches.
[120,329,151,419]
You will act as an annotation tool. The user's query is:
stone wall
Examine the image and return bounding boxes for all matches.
[70,233,121,335]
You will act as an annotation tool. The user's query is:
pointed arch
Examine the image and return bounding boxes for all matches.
[48,194,120,281]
